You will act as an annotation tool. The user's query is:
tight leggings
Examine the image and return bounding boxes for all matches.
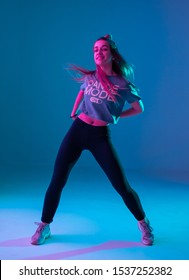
[41,117,145,223]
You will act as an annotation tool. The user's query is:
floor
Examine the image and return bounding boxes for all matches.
[0,166,189,260]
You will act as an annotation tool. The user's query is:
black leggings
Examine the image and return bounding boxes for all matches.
[41,118,145,223]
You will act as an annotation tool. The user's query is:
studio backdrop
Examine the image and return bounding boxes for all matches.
[0,0,189,180]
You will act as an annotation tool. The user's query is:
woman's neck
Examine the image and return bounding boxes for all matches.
[99,65,115,76]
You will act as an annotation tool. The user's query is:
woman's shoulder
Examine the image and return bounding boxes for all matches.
[83,71,96,79]
[109,74,128,87]
[117,76,139,90]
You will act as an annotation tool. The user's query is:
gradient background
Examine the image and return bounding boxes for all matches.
[1,0,189,179]
[0,0,189,261]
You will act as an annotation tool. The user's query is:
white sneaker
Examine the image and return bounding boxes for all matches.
[138,218,154,246]
[31,222,51,245]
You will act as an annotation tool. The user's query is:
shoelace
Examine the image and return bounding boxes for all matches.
[140,221,153,237]
[34,222,46,233]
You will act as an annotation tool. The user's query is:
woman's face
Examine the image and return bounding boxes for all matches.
[93,39,113,67]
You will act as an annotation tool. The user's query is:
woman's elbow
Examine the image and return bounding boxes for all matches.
[139,101,144,113]
[134,100,144,113]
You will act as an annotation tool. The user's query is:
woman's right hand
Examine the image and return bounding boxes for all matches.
[70,114,78,120]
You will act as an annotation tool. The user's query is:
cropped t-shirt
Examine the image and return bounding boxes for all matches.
[79,73,141,124]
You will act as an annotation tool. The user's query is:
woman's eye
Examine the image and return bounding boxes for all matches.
[93,47,108,53]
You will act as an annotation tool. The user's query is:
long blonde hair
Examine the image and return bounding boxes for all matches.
[68,34,134,102]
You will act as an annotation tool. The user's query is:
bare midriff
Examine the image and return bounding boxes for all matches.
[78,112,108,126]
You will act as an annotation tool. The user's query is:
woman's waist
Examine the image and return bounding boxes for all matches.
[78,113,108,127]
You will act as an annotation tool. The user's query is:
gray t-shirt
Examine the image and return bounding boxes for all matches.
[79,73,141,124]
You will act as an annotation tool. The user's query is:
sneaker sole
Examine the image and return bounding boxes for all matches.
[142,239,154,246]
[31,232,51,245]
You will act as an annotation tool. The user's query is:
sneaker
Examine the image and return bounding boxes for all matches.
[138,218,154,246]
[31,222,51,245]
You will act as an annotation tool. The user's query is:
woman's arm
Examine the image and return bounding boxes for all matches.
[70,90,84,118]
[120,100,144,118]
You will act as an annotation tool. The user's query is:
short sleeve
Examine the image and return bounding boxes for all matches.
[126,82,141,104]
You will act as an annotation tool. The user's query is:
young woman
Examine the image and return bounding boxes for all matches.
[31,35,154,246]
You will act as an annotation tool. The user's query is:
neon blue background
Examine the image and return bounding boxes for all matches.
[1,0,189,177]
[1,0,189,261]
